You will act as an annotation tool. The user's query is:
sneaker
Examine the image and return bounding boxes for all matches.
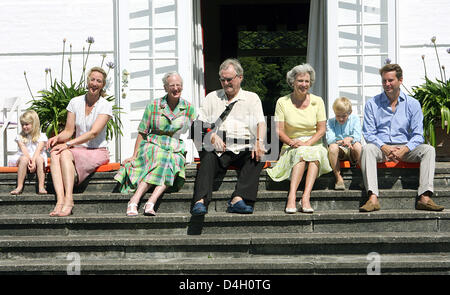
[226,200,253,214]
[191,202,208,216]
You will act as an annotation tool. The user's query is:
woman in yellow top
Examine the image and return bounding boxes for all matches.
[267,64,332,214]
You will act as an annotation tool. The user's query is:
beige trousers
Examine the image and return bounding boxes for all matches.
[361,143,435,197]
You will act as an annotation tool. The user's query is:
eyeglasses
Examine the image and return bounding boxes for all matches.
[219,75,237,83]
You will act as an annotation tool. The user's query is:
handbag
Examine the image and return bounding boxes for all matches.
[189,100,238,149]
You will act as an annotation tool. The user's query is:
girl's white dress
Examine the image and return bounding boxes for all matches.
[7,133,48,167]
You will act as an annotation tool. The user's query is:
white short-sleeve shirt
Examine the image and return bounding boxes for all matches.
[66,95,113,148]
[197,88,265,154]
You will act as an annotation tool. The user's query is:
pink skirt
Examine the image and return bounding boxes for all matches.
[70,147,110,184]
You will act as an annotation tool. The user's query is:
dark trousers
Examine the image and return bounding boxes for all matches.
[193,150,265,207]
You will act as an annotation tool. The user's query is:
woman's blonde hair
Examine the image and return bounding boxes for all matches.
[19,110,41,143]
[332,97,353,114]
[86,66,108,97]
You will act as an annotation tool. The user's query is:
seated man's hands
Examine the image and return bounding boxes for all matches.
[381,145,409,162]
[252,141,266,162]
[210,133,226,152]
[391,145,410,162]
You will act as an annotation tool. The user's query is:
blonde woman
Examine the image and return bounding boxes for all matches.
[47,67,112,217]
[8,110,48,195]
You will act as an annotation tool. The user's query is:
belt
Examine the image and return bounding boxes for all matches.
[223,137,251,145]
[150,129,175,137]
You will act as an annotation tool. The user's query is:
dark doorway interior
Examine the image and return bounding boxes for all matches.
[201,0,310,115]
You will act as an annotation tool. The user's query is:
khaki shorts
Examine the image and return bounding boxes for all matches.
[338,146,358,165]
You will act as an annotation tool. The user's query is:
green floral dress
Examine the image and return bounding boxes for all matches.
[114,96,196,192]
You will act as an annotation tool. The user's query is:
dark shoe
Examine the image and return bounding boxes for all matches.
[226,200,253,214]
[191,202,208,216]
[416,199,444,211]
[359,200,380,212]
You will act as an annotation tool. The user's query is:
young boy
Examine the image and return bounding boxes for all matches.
[326,97,362,190]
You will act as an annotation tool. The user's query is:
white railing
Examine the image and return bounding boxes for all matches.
[0,97,21,166]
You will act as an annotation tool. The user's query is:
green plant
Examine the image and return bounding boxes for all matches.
[410,36,450,147]
[24,37,123,140]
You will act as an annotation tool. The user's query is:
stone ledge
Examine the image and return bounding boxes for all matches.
[1,232,450,247]
[0,254,449,275]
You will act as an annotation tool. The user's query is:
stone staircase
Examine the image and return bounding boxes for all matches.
[0,163,449,274]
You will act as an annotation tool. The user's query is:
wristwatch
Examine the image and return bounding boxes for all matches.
[65,142,72,148]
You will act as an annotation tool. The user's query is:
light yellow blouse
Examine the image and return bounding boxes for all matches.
[274,93,326,139]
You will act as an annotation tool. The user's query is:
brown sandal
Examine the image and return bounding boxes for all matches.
[10,188,23,195]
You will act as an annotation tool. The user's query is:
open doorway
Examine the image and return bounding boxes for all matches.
[201,0,310,115]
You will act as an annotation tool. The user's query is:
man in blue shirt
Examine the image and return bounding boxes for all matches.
[360,63,444,212]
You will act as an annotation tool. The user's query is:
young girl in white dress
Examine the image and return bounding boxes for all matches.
[8,110,48,195]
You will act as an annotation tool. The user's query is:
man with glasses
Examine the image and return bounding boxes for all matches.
[191,58,266,216]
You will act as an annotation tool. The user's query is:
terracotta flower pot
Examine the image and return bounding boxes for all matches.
[435,121,450,161]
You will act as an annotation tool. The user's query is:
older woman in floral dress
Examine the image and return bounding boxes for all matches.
[266,64,332,214]
[114,72,196,216]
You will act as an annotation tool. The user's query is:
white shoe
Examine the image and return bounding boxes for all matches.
[301,207,314,213]
[285,207,297,214]
[298,200,314,213]
[126,202,139,216]
[143,201,156,216]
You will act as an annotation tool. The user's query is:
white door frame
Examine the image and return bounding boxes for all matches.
[326,0,398,116]
[113,0,200,162]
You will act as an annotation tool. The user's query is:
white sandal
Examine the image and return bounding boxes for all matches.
[126,202,139,216]
[143,202,156,216]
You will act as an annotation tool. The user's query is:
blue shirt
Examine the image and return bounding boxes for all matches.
[362,91,424,151]
[326,114,362,145]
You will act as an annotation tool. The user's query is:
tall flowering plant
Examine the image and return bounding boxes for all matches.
[24,37,122,140]
[410,36,450,147]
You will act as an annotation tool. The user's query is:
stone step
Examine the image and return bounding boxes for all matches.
[1,189,449,214]
[0,253,449,275]
[1,232,450,260]
[0,162,449,193]
[0,210,448,236]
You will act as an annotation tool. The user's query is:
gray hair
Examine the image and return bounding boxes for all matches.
[162,71,183,87]
[219,58,244,76]
[286,63,316,88]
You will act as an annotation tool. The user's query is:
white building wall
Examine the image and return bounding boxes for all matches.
[398,0,450,91]
[1,0,449,164]
[330,0,450,120]
[0,0,115,162]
